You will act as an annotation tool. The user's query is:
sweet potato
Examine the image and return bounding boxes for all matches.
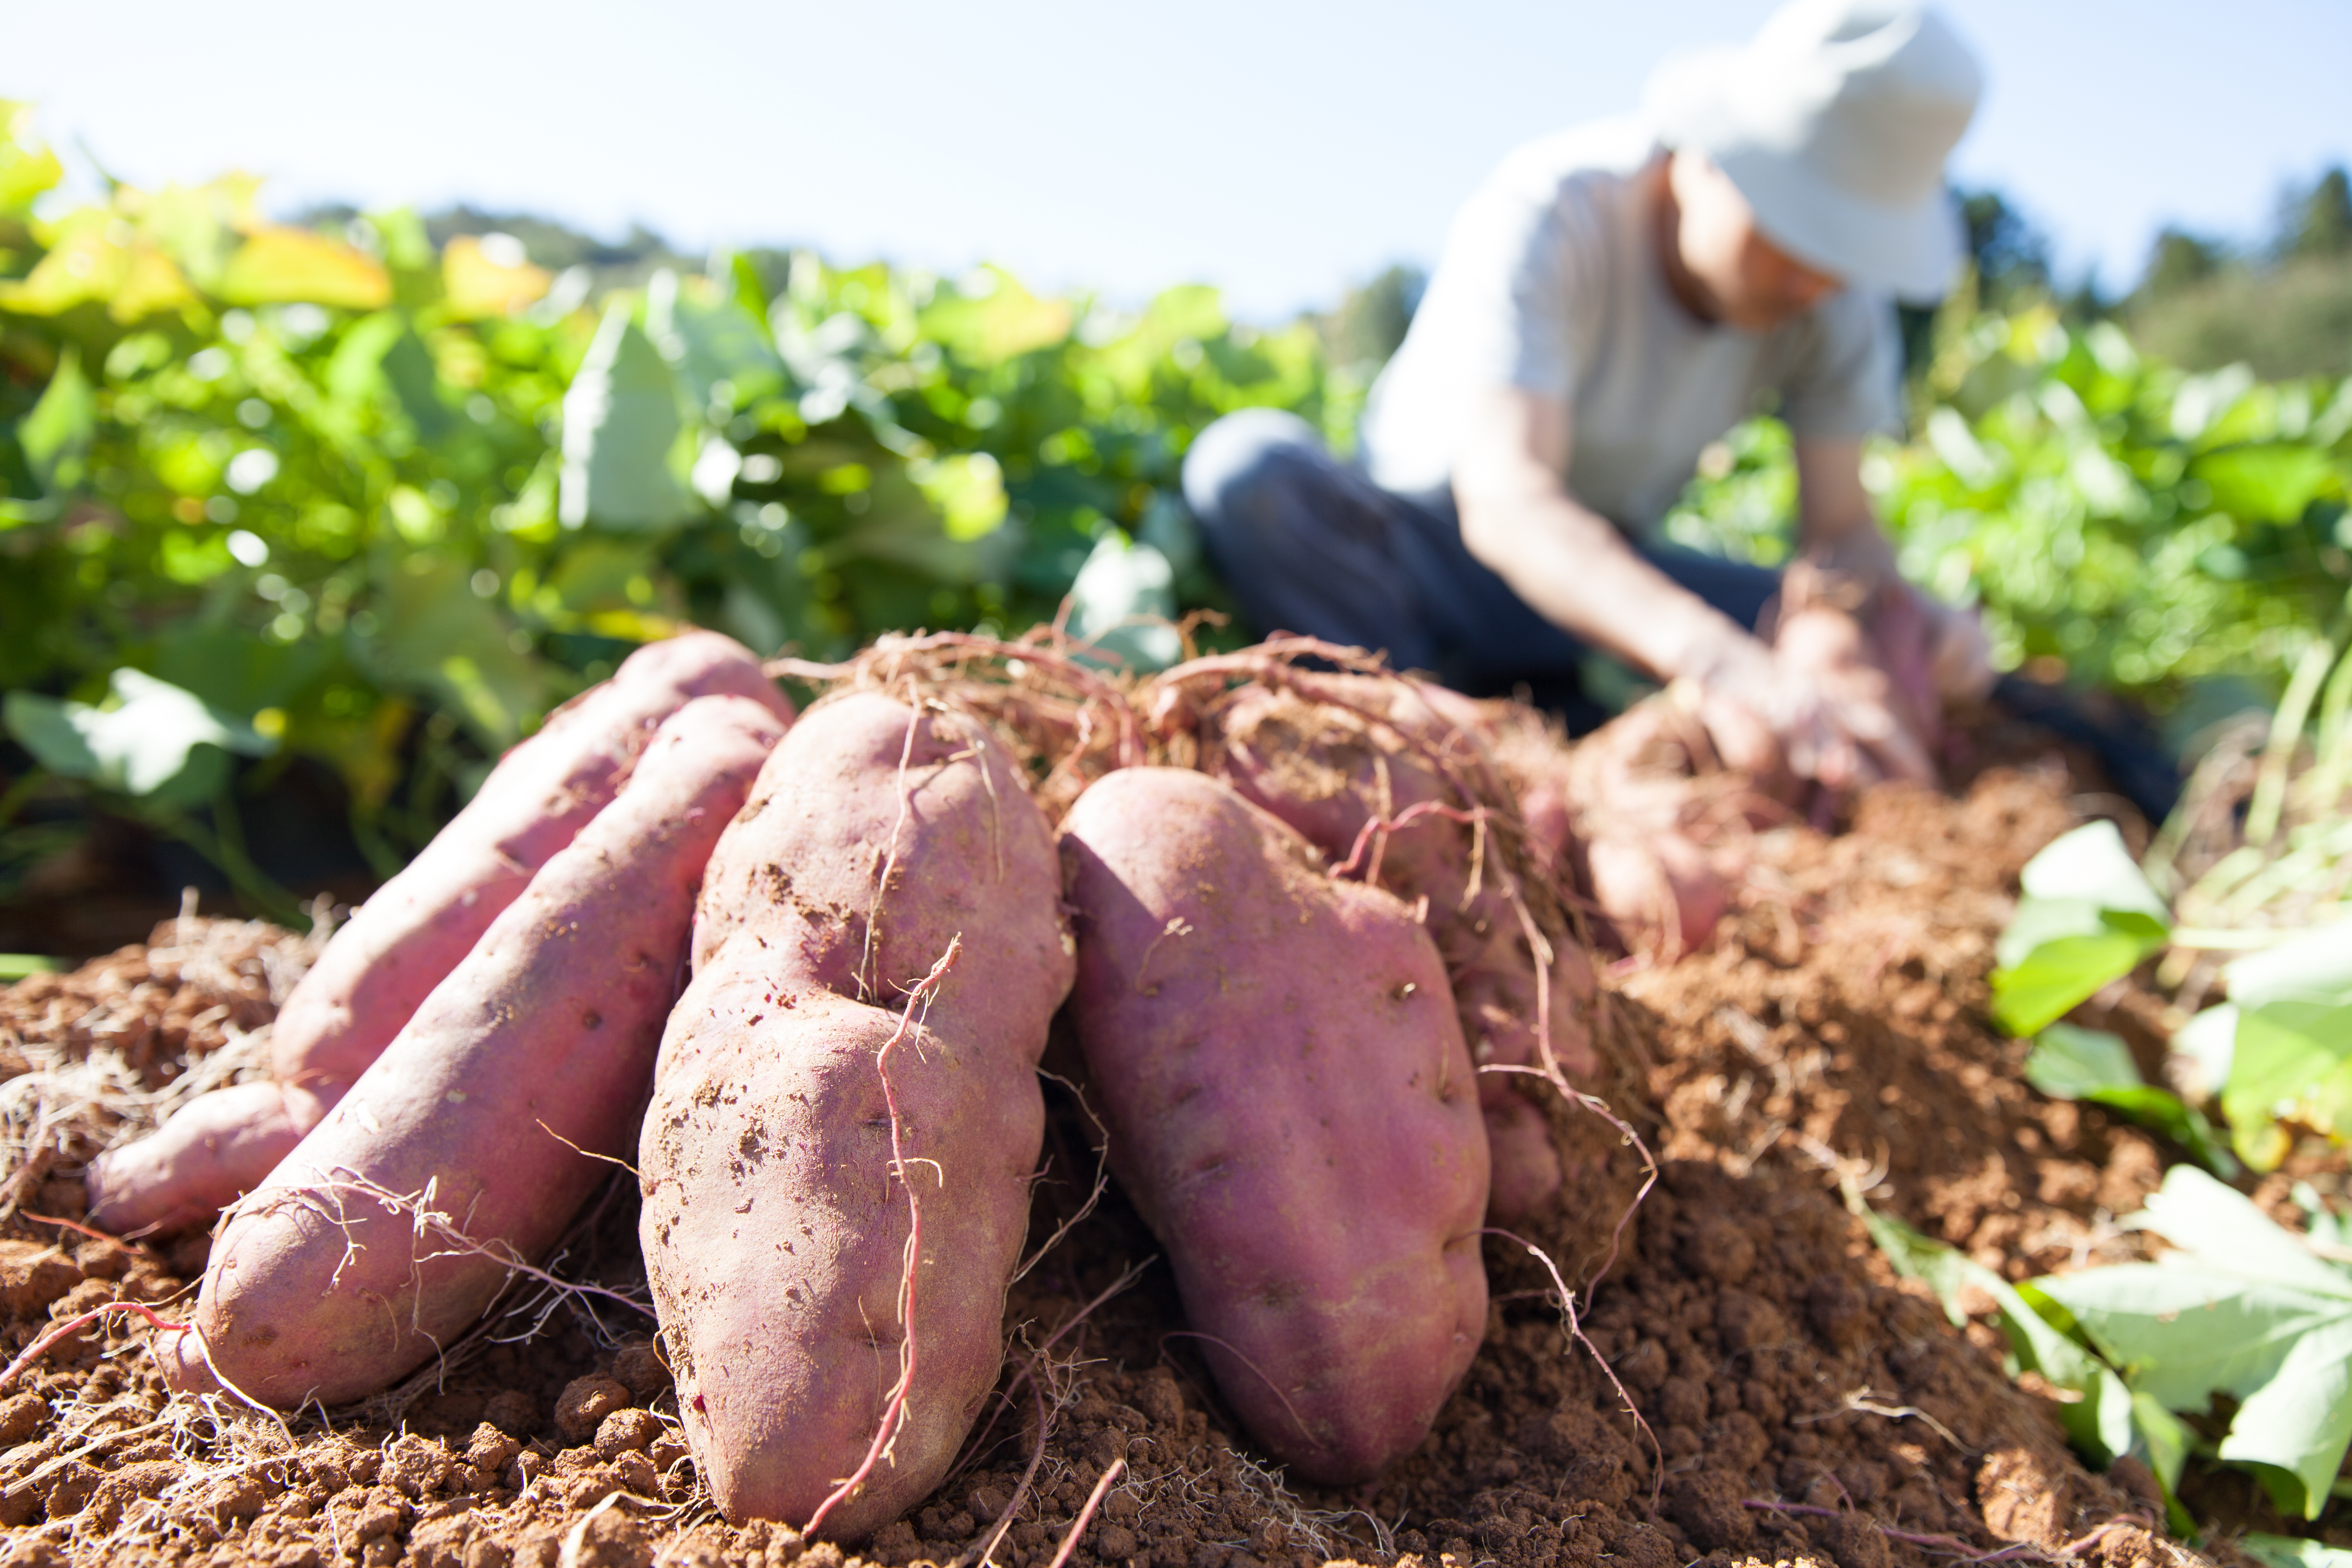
[1562,694,1749,960]
[1211,677,1595,1220]
[1060,766,1488,1483]
[87,631,790,1237]
[640,692,1073,1536]
[155,694,785,1407]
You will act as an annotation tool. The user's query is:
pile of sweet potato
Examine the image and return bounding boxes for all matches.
[77,615,1906,1540]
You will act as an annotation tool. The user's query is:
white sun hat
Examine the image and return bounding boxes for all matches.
[1645,0,1984,303]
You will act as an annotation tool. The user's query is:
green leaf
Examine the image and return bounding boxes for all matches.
[1067,534,1180,672]
[217,225,392,310]
[380,327,456,441]
[2192,444,2335,524]
[822,468,1019,586]
[2025,1022,2145,1097]
[1853,1199,2133,1463]
[2220,926,2352,1164]
[150,622,332,717]
[19,347,94,495]
[2227,1005,2352,1166]
[3,669,274,804]
[2036,1261,2344,1406]
[1991,913,2167,1036]
[325,310,410,405]
[1991,826,2172,1036]
[2128,1390,2192,1493]
[2034,1168,2352,1519]
[2019,822,2172,921]
[2025,1024,2239,1175]
[2218,1316,2352,1518]
[560,300,691,531]
[2231,922,2352,1013]
[2139,1165,2352,1297]
[647,268,784,411]
[2240,1534,2352,1568]
[3,691,98,779]
[358,556,546,748]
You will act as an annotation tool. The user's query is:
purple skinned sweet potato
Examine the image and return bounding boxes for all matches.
[642,692,1073,1537]
[1213,678,1595,1220]
[87,631,791,1238]
[155,694,786,1407]
[1059,766,1488,1483]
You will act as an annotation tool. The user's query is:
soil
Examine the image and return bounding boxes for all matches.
[0,726,2249,1568]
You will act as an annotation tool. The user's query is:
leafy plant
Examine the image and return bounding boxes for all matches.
[1861,1166,2352,1525]
[2038,1166,2352,1521]
[0,105,1328,912]
[1849,1187,2139,1470]
[2023,1022,2238,1176]
[1990,822,2174,1036]
[2206,924,2352,1171]
[1974,716,2352,1522]
[1670,299,2352,707]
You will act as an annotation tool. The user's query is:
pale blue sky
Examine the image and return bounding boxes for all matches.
[8,0,2349,320]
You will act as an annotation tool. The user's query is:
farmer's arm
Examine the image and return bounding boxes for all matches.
[1455,385,1825,778]
[1454,386,1930,785]
[1451,386,1744,682]
[1793,436,1900,585]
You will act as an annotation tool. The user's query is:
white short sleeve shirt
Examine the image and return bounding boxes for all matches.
[1360,119,1903,534]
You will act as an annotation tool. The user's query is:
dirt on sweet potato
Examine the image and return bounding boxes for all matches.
[0,717,2249,1568]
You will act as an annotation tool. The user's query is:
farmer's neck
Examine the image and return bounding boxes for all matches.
[1649,150,1844,334]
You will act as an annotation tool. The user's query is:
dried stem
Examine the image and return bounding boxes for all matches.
[1045,1458,1125,1568]
[1483,1227,1666,1519]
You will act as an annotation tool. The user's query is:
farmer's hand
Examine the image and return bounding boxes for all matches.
[1865,579,1995,712]
[1676,624,1934,790]
[1924,596,1995,703]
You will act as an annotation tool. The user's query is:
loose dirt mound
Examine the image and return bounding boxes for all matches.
[0,755,2199,1568]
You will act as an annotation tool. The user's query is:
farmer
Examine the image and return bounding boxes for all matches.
[1184,0,1991,787]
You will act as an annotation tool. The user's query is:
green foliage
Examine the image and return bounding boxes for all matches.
[2215,924,2352,1171]
[1669,303,2352,701]
[1989,823,2173,1036]
[0,108,1329,899]
[4,96,2349,925]
[1880,306,2352,696]
[1856,1166,2352,1526]
[2024,1023,2237,1176]
[1849,1192,2136,1467]
[2037,1167,2352,1521]
[5,668,273,804]
[1985,789,2352,1516]
[2126,167,2352,382]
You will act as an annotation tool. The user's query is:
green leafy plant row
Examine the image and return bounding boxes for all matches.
[5,96,2351,921]
[1668,297,2352,703]
[0,104,1333,911]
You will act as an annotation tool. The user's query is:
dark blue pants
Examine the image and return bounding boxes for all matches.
[1181,409,1781,730]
